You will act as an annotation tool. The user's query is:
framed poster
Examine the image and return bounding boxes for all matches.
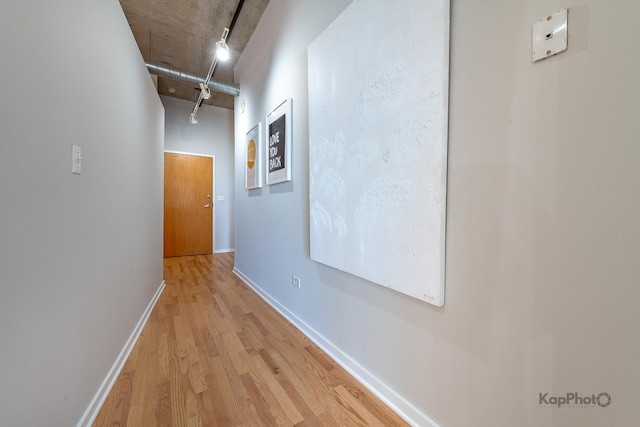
[245,122,262,189]
[265,98,292,185]
[308,0,449,306]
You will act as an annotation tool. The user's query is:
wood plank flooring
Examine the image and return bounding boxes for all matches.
[94,254,408,426]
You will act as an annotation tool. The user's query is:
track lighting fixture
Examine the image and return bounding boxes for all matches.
[199,82,211,100]
[216,41,229,61]
[216,28,230,61]
[188,21,235,123]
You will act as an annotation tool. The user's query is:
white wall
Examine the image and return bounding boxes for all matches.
[162,96,235,252]
[233,1,640,426]
[0,1,164,426]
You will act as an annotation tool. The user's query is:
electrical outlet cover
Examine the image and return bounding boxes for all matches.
[532,9,568,62]
[72,144,82,175]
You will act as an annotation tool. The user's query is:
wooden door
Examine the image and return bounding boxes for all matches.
[164,153,213,257]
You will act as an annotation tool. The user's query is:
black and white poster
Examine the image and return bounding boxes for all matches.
[265,98,292,185]
[268,115,286,173]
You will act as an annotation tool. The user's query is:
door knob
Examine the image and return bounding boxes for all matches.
[204,203,211,208]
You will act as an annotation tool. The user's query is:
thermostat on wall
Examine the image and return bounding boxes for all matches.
[532,9,568,62]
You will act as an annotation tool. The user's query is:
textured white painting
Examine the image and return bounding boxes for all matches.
[308,0,449,306]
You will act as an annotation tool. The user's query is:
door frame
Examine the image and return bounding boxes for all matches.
[164,150,216,254]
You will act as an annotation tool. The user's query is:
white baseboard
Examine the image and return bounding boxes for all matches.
[232,268,439,427]
[214,248,235,254]
[77,280,166,427]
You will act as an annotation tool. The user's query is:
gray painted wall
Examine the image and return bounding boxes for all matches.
[162,96,235,252]
[233,0,640,426]
[0,1,164,425]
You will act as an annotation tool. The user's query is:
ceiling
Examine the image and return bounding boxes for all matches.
[120,0,270,110]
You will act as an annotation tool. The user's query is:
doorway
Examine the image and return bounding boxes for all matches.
[164,152,214,257]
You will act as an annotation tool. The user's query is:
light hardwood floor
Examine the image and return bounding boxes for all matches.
[95,253,408,426]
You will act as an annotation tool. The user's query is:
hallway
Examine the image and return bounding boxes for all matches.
[95,254,406,426]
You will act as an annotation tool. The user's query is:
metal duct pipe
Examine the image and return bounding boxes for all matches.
[145,62,240,97]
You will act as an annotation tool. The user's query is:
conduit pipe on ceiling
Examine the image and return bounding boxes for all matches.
[145,62,240,97]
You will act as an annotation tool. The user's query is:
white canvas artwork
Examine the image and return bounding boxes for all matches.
[308,0,449,306]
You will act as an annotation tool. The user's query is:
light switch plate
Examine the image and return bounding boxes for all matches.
[72,144,82,175]
[532,8,568,62]
[292,275,301,288]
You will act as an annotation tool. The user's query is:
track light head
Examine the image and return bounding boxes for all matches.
[216,27,230,61]
[199,82,211,99]
[216,40,230,61]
